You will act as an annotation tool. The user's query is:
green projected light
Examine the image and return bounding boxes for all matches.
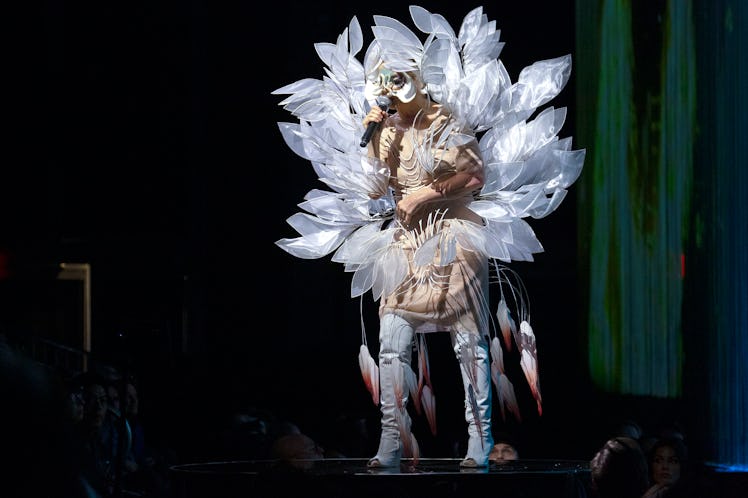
[584,0,694,397]
[577,0,747,471]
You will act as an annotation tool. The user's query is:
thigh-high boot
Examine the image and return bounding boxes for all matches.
[367,313,414,468]
[453,331,494,468]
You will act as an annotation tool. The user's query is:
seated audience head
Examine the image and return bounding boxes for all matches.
[590,436,649,498]
[124,380,139,420]
[648,436,687,489]
[66,375,87,424]
[613,418,643,441]
[270,433,325,471]
[489,432,519,462]
[81,373,109,431]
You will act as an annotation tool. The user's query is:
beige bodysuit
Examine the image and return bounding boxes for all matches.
[371,111,489,336]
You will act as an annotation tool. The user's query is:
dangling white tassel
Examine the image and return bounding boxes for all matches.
[358,344,379,405]
[518,320,542,416]
[496,298,517,351]
[420,384,437,435]
[416,334,437,434]
[490,337,521,422]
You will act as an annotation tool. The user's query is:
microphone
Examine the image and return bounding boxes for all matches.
[360,96,391,147]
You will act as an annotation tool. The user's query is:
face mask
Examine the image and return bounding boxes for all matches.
[366,66,418,103]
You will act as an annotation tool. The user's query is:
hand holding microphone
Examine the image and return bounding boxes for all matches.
[360,96,392,147]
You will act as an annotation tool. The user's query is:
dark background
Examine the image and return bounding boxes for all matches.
[4,0,670,463]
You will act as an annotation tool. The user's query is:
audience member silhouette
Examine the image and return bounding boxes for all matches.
[74,371,121,497]
[316,411,376,458]
[66,376,87,425]
[218,406,280,460]
[270,432,326,471]
[258,428,354,498]
[116,376,172,497]
[589,436,649,498]
[489,432,520,463]
[612,418,644,441]
[641,434,713,498]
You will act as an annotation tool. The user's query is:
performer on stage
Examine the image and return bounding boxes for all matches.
[274,5,584,469]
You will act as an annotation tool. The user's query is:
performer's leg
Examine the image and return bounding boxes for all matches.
[368,313,414,468]
[453,331,494,468]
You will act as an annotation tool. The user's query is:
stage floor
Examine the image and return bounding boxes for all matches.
[171,458,592,497]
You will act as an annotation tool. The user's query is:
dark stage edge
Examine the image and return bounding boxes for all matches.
[170,458,592,498]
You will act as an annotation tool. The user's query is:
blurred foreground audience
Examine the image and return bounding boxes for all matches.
[0,335,98,497]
